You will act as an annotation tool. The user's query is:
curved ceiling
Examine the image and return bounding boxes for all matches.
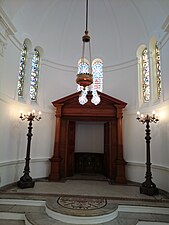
[1,0,169,67]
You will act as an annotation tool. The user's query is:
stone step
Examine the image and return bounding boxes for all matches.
[0,197,169,225]
[25,210,139,225]
[25,211,65,225]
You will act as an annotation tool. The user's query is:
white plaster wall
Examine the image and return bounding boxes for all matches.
[104,61,138,110]
[0,46,5,92]
[0,95,55,187]
[161,39,169,102]
[1,40,20,98]
[39,62,76,110]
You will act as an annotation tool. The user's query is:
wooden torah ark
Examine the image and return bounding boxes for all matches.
[48,91,127,184]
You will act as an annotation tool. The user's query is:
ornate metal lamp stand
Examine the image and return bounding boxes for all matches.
[136,111,159,196]
[17,110,41,189]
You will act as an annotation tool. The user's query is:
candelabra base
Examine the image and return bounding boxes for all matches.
[140,180,159,196]
[17,174,35,189]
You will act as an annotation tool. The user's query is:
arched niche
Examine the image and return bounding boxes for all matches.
[49,91,127,184]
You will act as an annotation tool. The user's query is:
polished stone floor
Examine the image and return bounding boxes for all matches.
[0,178,169,225]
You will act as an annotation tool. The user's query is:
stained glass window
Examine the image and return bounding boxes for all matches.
[155,42,162,99]
[30,49,40,101]
[77,58,103,105]
[142,48,150,102]
[91,59,103,92]
[77,58,90,91]
[17,42,27,97]
[78,58,89,74]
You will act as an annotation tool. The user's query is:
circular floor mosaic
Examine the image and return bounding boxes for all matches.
[57,197,107,210]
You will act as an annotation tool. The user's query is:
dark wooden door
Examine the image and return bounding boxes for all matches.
[75,153,104,174]
[65,121,76,177]
[104,122,110,177]
[104,121,118,180]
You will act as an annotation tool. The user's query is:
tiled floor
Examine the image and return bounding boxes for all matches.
[0,178,169,225]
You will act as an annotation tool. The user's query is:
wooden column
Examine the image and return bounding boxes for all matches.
[48,104,63,181]
[115,105,127,184]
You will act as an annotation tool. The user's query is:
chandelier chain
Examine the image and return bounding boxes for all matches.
[85,0,89,32]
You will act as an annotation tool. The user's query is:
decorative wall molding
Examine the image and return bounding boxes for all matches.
[0,158,50,188]
[42,58,138,73]
[0,158,50,167]
[121,96,169,116]
[0,91,54,114]
[104,58,137,72]
[127,161,169,173]
[42,58,77,73]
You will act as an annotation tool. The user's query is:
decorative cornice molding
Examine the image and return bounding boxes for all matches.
[0,37,6,56]
[0,6,19,54]
[0,7,17,36]
[159,32,169,49]
[0,7,17,40]
[162,15,169,33]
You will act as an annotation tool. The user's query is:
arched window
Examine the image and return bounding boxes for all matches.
[91,58,103,92]
[30,48,40,101]
[155,42,162,100]
[77,58,89,104]
[137,39,162,105]
[142,48,150,103]
[17,41,27,97]
[77,58,90,92]
[137,45,151,105]
[77,58,90,74]
[149,38,162,102]
[77,58,103,105]
[90,58,103,105]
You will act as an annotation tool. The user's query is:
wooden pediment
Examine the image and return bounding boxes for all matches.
[52,91,127,120]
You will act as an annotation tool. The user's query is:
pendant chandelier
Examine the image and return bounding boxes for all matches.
[76,0,93,88]
[76,0,101,105]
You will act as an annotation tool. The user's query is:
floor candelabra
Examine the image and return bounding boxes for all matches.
[17,110,41,189]
[136,111,159,196]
